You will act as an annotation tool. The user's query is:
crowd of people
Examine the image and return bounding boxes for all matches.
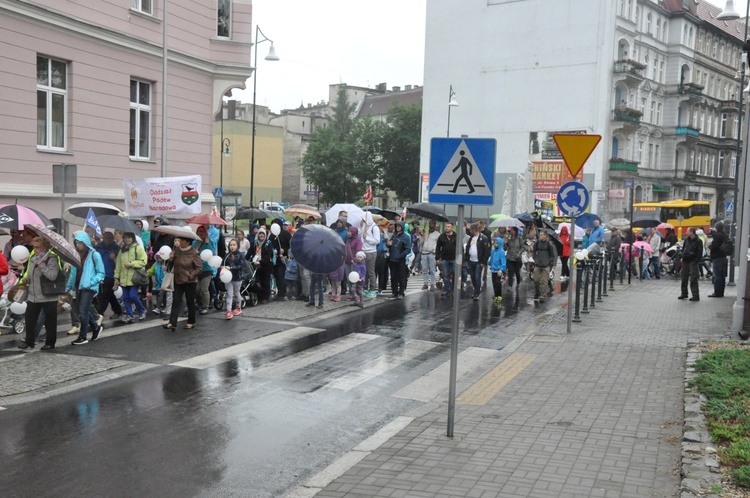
[0,207,732,352]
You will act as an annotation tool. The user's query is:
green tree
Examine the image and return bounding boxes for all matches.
[302,85,385,204]
[380,104,422,204]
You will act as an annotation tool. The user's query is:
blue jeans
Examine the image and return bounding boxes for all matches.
[77,289,98,340]
[468,261,483,297]
[441,260,456,293]
[122,285,145,317]
[649,255,661,279]
[712,257,727,296]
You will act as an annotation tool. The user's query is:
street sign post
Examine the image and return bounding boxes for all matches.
[429,137,497,438]
[213,187,223,199]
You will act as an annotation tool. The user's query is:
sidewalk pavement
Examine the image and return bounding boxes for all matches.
[292,277,735,498]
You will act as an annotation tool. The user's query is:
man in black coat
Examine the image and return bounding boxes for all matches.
[679,227,703,301]
[464,222,490,301]
[269,218,292,300]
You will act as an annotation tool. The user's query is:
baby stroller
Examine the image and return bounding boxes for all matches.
[662,242,683,277]
[0,275,25,335]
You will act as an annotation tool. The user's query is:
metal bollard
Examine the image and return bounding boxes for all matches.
[602,255,608,297]
[637,248,644,281]
[610,253,616,290]
[582,261,590,314]
[573,261,583,322]
[589,256,597,309]
[597,255,604,301]
[619,252,624,285]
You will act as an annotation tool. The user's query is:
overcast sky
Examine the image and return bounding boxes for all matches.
[230,1,746,113]
[230,0,427,113]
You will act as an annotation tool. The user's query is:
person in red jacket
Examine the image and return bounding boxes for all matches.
[558,225,572,281]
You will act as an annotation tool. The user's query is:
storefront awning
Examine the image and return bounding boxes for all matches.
[652,184,670,193]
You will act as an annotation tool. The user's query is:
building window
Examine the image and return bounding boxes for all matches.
[129,79,151,160]
[656,19,661,40]
[646,13,652,35]
[721,113,728,137]
[131,0,152,15]
[731,152,737,178]
[698,33,703,52]
[719,151,725,177]
[217,0,231,38]
[656,103,662,125]
[37,55,66,150]
[735,115,739,139]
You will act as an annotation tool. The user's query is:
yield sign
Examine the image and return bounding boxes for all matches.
[553,134,602,177]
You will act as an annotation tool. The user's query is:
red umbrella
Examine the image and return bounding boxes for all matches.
[184,213,227,226]
[656,222,674,230]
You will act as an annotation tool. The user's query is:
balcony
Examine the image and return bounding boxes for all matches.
[678,82,704,95]
[613,59,645,85]
[720,100,740,112]
[611,108,642,133]
[675,126,700,139]
[609,158,639,172]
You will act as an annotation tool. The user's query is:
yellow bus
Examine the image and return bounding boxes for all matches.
[633,200,711,238]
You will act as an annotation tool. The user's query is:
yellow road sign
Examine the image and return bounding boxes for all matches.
[552,134,602,177]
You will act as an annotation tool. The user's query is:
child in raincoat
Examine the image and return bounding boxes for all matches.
[328,264,344,302]
[488,237,507,303]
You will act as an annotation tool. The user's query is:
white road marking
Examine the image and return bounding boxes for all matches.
[169,326,325,369]
[392,346,503,402]
[252,333,380,378]
[327,340,439,391]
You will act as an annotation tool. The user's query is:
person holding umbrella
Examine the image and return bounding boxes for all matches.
[68,232,105,345]
[95,231,123,320]
[18,237,62,350]
[387,222,411,299]
[531,229,558,304]
[248,227,276,304]
[114,232,148,323]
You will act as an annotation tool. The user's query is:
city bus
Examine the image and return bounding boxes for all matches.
[632,199,711,238]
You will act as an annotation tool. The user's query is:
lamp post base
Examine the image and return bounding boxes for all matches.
[733,301,749,339]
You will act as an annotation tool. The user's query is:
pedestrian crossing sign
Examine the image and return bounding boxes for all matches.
[429,138,496,205]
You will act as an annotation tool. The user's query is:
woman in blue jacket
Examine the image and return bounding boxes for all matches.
[68,232,105,345]
[488,237,507,303]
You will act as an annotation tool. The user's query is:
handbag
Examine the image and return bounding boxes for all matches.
[40,265,68,296]
[161,271,174,292]
[131,267,150,286]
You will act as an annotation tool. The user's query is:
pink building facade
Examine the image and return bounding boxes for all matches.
[0,0,253,221]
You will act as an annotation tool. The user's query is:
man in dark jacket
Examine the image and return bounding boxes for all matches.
[679,227,703,301]
[387,222,411,299]
[465,222,490,300]
[708,221,728,298]
[606,228,623,281]
[436,222,457,296]
[95,232,124,319]
[532,229,558,303]
[269,218,292,300]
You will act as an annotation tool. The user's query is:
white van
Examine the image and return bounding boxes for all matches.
[259,201,285,216]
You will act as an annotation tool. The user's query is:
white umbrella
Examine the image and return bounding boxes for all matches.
[63,201,125,225]
[325,203,366,228]
[151,225,201,241]
[489,217,522,228]
[556,222,586,239]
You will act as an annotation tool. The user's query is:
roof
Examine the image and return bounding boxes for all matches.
[696,0,747,42]
[356,87,423,118]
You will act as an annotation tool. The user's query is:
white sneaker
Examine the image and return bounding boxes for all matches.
[67,326,80,336]
[96,315,104,327]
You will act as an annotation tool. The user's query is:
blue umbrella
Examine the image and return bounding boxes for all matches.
[290,224,345,274]
[574,213,602,229]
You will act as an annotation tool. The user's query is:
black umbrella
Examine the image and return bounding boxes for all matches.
[406,203,450,222]
[513,212,534,224]
[545,228,564,253]
[362,206,382,214]
[379,209,400,221]
[290,224,345,274]
[97,215,142,234]
[631,217,661,228]
[235,208,274,220]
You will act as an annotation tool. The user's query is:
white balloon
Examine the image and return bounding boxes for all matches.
[200,249,213,262]
[114,286,123,299]
[581,249,589,258]
[140,220,149,231]
[10,301,26,314]
[348,271,360,284]
[270,223,281,236]
[219,268,232,283]
[10,245,29,264]
[209,255,222,268]
[159,245,172,255]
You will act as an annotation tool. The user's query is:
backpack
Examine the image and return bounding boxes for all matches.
[720,237,733,257]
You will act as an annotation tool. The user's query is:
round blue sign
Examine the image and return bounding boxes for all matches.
[557,181,589,216]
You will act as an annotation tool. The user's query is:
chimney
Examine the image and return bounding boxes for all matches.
[376,82,387,91]
[405,85,412,90]
[227,100,236,120]
[392,86,401,92]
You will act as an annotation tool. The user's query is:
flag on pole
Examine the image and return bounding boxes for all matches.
[362,184,374,206]
[85,208,102,237]
[401,206,407,220]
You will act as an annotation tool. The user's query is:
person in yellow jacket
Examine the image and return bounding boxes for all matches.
[114,232,147,323]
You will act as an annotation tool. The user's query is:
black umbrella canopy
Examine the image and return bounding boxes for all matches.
[406,203,449,222]
[235,208,274,220]
[97,215,142,234]
[290,224,345,274]
[631,217,661,228]
[513,212,534,224]
[378,209,400,221]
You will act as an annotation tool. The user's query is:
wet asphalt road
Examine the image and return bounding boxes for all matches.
[0,279,568,497]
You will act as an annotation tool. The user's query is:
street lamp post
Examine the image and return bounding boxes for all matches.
[220,137,230,230]
[250,25,279,208]
[718,0,749,285]
[447,85,458,137]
